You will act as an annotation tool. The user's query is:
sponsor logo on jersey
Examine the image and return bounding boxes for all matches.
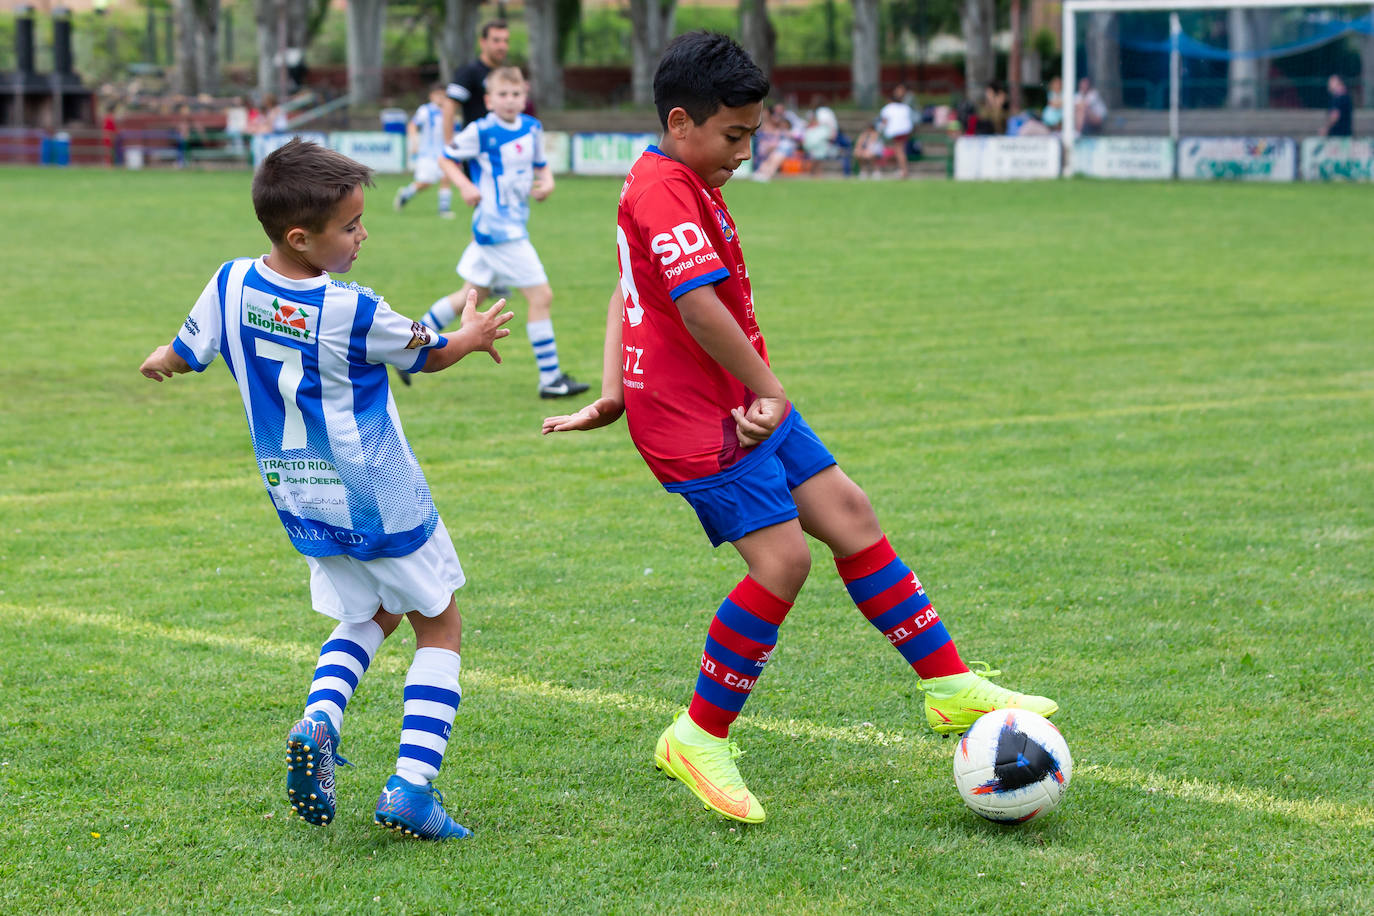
[651,221,709,265]
[245,291,319,343]
[266,472,280,486]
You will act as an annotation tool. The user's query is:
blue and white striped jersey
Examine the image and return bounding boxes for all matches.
[442,112,546,245]
[172,257,450,560]
[410,101,448,161]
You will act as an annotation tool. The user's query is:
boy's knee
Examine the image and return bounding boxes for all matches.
[842,480,875,518]
[754,544,811,595]
[409,599,462,650]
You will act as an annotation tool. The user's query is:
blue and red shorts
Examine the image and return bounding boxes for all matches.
[663,407,836,547]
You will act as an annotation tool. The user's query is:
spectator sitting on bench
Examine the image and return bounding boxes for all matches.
[750,104,800,182]
[800,98,840,175]
[1075,77,1107,135]
[852,121,891,179]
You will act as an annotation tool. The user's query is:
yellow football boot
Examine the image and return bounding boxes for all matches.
[653,711,765,824]
[919,661,1059,735]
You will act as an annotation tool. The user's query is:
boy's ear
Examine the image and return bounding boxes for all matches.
[665,106,693,138]
[284,226,310,252]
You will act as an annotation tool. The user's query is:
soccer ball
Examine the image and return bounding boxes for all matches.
[952,709,1072,824]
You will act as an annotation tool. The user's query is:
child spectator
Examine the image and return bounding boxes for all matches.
[542,31,1058,825]
[851,120,890,178]
[138,138,513,840]
[878,84,916,179]
[404,67,589,400]
[1042,77,1064,128]
[394,83,457,218]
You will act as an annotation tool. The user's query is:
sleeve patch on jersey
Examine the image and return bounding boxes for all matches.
[406,321,433,350]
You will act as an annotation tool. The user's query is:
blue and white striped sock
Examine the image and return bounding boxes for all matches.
[303,620,385,733]
[423,296,458,333]
[527,318,561,385]
[395,647,462,787]
[437,187,453,214]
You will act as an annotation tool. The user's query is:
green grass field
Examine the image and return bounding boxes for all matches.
[2,166,1372,914]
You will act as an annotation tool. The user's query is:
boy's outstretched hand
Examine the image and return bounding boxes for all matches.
[140,344,191,381]
[458,291,515,363]
[541,397,625,435]
[731,396,788,448]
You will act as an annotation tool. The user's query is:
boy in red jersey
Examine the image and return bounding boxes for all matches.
[543,31,1058,825]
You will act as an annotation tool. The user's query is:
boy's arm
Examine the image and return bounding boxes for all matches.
[422,289,514,372]
[140,343,193,381]
[439,155,481,207]
[440,97,457,145]
[531,164,554,201]
[674,285,788,446]
[541,285,627,434]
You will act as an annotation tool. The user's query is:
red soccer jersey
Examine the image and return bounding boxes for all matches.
[615,147,770,484]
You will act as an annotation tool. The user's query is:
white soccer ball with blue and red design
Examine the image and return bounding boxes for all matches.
[952,708,1072,824]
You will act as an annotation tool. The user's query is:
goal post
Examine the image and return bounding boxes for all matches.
[1060,0,1374,163]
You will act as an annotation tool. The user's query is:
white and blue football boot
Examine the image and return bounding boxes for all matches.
[285,711,344,826]
[373,775,472,840]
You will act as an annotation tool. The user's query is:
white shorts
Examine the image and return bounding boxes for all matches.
[456,239,548,289]
[306,518,466,623]
[413,155,443,185]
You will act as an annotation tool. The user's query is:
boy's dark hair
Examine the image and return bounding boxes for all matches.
[251,138,375,243]
[653,31,770,128]
[480,18,508,38]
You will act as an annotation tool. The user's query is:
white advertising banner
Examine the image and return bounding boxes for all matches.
[330,131,406,173]
[1177,137,1296,182]
[1074,137,1175,179]
[251,131,329,165]
[954,136,1062,180]
[571,132,657,176]
[1300,137,1374,182]
[543,130,572,174]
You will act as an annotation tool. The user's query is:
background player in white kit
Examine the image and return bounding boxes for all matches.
[405,66,589,399]
[139,138,513,841]
[394,83,457,218]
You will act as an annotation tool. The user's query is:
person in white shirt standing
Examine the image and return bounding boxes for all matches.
[878,84,916,179]
[394,83,457,218]
[139,138,513,841]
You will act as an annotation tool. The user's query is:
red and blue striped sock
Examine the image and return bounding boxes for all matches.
[688,576,793,739]
[836,537,968,680]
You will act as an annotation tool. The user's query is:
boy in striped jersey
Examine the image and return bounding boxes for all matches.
[139,138,512,840]
[393,83,457,218]
[408,66,589,400]
[543,33,1058,825]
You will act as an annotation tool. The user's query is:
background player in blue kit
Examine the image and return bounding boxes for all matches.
[394,83,457,218]
[139,138,512,840]
[405,66,589,400]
